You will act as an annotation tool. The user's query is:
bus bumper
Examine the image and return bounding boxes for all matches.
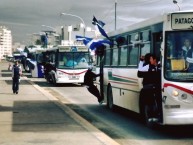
[56,77,84,84]
[164,110,193,125]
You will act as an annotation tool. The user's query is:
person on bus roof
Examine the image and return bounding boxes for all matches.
[84,66,104,104]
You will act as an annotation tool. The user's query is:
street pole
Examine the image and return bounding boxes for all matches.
[41,25,55,31]
[115,0,117,30]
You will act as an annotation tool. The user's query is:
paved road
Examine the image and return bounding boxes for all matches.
[5,59,192,145]
[30,77,193,145]
[0,61,120,145]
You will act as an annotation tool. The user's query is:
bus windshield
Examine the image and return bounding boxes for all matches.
[58,52,89,69]
[164,31,193,82]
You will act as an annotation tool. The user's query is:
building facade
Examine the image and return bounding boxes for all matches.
[0,26,12,59]
[61,24,96,46]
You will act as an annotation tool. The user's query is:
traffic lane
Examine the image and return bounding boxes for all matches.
[32,81,193,144]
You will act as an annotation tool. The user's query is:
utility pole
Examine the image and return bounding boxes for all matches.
[115,0,117,30]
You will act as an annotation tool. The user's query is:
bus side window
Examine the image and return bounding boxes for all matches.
[104,48,111,66]
[120,46,128,66]
[140,30,151,56]
[128,33,139,66]
[112,48,119,66]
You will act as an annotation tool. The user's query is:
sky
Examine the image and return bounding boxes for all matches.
[0,0,193,44]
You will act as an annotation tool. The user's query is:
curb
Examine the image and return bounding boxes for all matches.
[23,76,120,145]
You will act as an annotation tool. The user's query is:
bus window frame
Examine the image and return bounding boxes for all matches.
[119,45,128,66]
[104,47,112,66]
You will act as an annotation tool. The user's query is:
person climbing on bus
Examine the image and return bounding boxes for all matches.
[84,66,104,104]
[137,53,152,86]
[138,54,162,123]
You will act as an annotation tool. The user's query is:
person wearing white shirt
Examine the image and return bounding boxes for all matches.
[138,54,161,123]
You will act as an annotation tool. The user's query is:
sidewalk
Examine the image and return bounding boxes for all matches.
[0,61,120,145]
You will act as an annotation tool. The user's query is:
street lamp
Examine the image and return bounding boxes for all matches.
[60,12,86,36]
[41,25,56,32]
[173,0,180,11]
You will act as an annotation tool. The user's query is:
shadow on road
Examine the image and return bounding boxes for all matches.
[0,101,86,132]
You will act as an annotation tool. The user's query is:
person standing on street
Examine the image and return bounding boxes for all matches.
[12,61,22,94]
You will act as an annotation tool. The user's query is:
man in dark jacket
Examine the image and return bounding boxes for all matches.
[138,54,161,122]
[137,53,152,86]
[12,61,22,94]
[84,67,103,104]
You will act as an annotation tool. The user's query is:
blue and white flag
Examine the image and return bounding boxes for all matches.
[87,39,112,50]
[76,35,92,41]
[92,16,109,40]
[76,35,92,46]
[76,35,112,51]
[92,16,105,27]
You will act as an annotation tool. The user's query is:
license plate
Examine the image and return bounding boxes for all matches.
[68,75,80,80]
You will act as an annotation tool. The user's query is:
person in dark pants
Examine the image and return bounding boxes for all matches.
[84,67,104,104]
[138,54,162,122]
[12,61,22,94]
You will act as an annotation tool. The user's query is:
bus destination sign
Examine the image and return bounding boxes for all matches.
[171,13,193,29]
[59,46,88,52]
[59,47,71,52]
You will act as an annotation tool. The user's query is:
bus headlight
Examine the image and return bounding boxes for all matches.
[172,90,179,97]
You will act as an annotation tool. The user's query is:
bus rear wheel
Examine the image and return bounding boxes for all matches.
[107,85,114,110]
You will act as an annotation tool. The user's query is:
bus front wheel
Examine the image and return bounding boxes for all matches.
[107,84,114,110]
[51,75,56,85]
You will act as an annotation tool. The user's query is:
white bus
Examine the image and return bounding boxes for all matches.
[96,10,193,126]
[42,45,91,85]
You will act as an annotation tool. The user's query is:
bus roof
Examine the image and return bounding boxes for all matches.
[108,14,165,37]
[107,10,193,37]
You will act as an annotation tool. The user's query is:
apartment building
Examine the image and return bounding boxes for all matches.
[0,26,12,59]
